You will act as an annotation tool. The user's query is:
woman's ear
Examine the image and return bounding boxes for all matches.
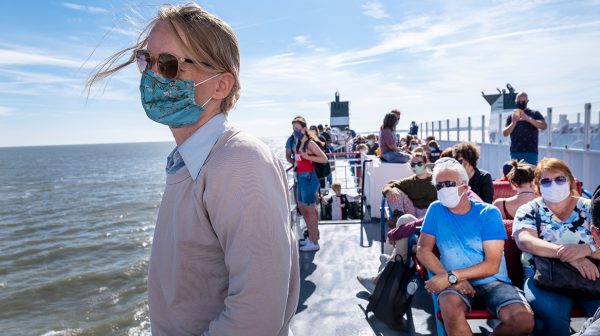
[212,72,235,100]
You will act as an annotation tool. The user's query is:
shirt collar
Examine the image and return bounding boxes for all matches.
[178,113,229,181]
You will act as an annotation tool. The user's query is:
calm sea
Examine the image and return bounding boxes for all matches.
[0,137,288,336]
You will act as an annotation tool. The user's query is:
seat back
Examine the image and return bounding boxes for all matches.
[502,219,524,288]
[492,181,517,202]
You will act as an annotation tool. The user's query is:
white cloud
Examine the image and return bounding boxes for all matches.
[0,47,91,68]
[293,36,309,45]
[0,106,13,116]
[61,2,108,14]
[362,1,390,19]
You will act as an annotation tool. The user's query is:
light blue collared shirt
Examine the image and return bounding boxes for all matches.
[165,113,229,180]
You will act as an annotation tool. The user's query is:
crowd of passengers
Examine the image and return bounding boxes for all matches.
[287,112,600,335]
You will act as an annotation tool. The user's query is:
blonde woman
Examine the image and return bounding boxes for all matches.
[87,4,298,335]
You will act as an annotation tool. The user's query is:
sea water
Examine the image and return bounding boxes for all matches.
[0,137,289,335]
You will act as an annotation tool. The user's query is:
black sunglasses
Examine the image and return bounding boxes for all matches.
[410,162,424,168]
[134,49,197,79]
[540,176,568,187]
[435,180,457,191]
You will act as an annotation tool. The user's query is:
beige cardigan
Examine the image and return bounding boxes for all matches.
[148,128,300,335]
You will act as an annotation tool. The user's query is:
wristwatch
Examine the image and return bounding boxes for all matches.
[448,271,458,285]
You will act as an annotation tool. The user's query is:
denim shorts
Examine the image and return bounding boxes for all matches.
[296,171,320,205]
[439,280,530,316]
[510,152,538,165]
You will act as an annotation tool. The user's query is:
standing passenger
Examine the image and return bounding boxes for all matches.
[502,92,548,165]
[87,4,299,334]
[293,117,329,252]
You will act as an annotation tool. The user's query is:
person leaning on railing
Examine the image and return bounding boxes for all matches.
[513,158,600,336]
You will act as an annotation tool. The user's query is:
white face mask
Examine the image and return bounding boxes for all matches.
[541,183,571,203]
[309,130,317,136]
[437,186,465,208]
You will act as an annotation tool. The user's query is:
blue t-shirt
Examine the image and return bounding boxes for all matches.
[421,200,510,285]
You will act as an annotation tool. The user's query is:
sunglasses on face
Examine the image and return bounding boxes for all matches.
[540,175,568,187]
[134,49,197,79]
[435,180,458,191]
[410,162,424,168]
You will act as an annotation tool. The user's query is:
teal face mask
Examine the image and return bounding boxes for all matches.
[413,165,426,175]
[139,70,219,128]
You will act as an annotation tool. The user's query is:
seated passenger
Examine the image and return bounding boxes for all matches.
[382,152,437,218]
[454,142,493,204]
[366,134,379,155]
[322,182,351,220]
[513,158,600,336]
[379,113,411,163]
[492,160,536,220]
[417,158,534,336]
[427,140,442,163]
[495,160,514,182]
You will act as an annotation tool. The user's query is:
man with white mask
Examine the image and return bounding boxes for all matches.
[417,158,533,336]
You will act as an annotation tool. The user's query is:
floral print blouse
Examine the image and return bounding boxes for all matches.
[512,197,594,272]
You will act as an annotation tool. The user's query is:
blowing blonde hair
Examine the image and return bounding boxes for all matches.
[86,3,241,113]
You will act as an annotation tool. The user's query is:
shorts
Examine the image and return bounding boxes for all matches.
[510,152,538,165]
[297,171,320,205]
[438,280,530,316]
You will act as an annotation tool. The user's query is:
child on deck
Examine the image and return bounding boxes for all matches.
[323,182,351,220]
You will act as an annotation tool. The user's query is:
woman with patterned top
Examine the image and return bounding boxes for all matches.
[513,158,600,336]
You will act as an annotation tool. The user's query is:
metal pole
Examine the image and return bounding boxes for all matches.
[482,115,486,143]
[425,122,429,138]
[498,113,503,144]
[468,116,472,142]
[547,107,553,147]
[438,120,442,140]
[584,103,591,150]
[446,119,450,141]
[420,123,423,139]
[431,121,435,138]
[457,118,460,141]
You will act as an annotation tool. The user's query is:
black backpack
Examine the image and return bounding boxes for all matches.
[302,140,331,179]
[365,254,417,330]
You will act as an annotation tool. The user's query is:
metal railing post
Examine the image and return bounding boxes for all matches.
[584,103,591,150]
[446,119,450,141]
[498,113,503,144]
[420,123,423,139]
[482,115,486,143]
[468,116,472,142]
[425,122,429,138]
[457,118,460,141]
[547,107,553,147]
[438,120,442,140]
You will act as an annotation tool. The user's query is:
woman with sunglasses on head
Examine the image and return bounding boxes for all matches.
[87,4,299,335]
[513,158,600,336]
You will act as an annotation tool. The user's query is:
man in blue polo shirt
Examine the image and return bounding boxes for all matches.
[502,92,547,165]
[417,158,533,336]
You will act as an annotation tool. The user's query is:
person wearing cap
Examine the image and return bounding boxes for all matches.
[292,116,329,252]
[418,158,533,336]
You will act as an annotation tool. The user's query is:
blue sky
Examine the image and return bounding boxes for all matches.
[1,0,599,147]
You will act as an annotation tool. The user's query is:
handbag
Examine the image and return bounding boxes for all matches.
[533,255,600,299]
[530,201,600,298]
